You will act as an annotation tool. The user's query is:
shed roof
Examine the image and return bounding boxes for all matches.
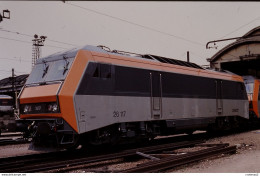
[209,26,260,63]
[0,74,29,93]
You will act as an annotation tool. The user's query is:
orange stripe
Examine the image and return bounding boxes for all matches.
[59,50,94,133]
[20,113,62,119]
[20,84,60,104]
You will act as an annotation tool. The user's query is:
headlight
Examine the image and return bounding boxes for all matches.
[47,103,59,113]
[53,104,58,112]
[24,105,32,113]
[21,102,59,114]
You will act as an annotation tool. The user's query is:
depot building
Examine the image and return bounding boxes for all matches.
[208,26,260,78]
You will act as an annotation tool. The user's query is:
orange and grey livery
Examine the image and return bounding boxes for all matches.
[17,45,249,150]
[243,76,260,119]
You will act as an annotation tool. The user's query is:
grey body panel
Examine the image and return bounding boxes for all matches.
[162,98,248,120]
[74,95,151,133]
[74,95,249,134]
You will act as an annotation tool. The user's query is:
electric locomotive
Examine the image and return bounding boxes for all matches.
[243,76,260,119]
[17,45,249,150]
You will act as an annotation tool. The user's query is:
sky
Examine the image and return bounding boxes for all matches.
[0,1,259,80]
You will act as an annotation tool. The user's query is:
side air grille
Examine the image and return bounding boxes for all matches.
[142,54,203,69]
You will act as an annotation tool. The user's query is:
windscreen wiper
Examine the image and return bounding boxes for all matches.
[42,60,49,78]
[63,56,69,75]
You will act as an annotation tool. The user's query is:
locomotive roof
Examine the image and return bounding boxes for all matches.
[37,45,203,70]
[37,45,107,64]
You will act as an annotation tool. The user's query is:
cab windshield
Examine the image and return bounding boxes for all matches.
[26,57,74,85]
[245,82,254,101]
[245,83,254,94]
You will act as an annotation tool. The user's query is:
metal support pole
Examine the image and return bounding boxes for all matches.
[32,34,46,68]
[11,68,15,109]
[187,51,190,63]
[12,68,14,93]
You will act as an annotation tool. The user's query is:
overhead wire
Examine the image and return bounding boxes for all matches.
[66,2,204,47]
[0,69,11,73]
[0,29,78,47]
[0,36,31,44]
[0,29,32,37]
[0,69,27,74]
[0,57,31,63]
[0,32,69,78]
[220,17,260,39]
[207,16,260,58]
[0,36,69,49]
[189,51,204,59]
[0,69,28,74]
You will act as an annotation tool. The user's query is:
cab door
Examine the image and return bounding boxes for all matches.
[216,80,223,115]
[150,72,162,119]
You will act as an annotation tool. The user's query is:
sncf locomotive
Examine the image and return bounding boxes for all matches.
[243,76,260,119]
[17,45,249,150]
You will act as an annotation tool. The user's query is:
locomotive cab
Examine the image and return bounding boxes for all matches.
[243,76,260,119]
[17,50,80,150]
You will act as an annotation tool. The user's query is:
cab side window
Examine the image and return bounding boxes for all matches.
[93,63,111,79]
[100,64,111,79]
[76,62,114,95]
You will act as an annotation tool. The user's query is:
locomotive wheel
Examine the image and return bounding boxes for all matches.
[87,126,121,146]
[66,142,80,151]
[66,135,80,150]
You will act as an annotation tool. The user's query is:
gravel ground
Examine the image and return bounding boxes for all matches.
[70,130,260,173]
[67,158,150,173]
[0,143,44,158]
[168,129,260,173]
[0,130,260,172]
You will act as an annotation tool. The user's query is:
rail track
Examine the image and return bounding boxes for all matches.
[0,128,250,173]
[0,132,29,146]
[0,133,23,138]
[0,140,203,173]
[122,143,236,173]
[0,148,97,172]
[0,138,29,146]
